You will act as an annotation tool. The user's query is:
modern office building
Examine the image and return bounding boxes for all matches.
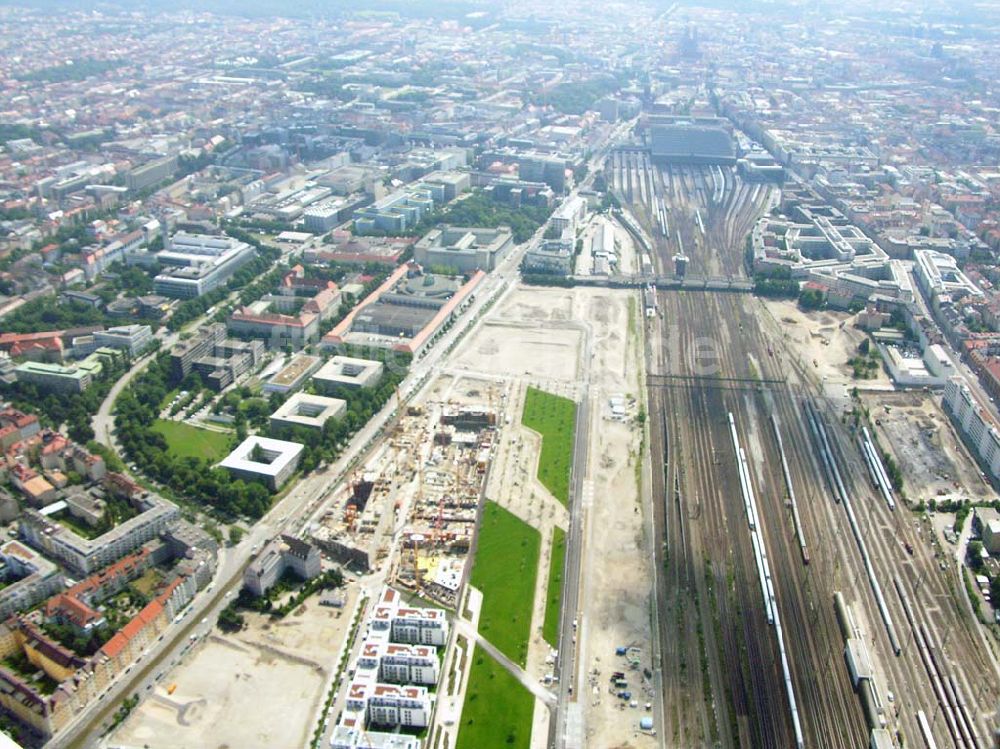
[913,249,984,303]
[313,356,385,392]
[413,225,513,272]
[518,154,567,192]
[94,325,154,357]
[269,392,346,433]
[353,186,435,235]
[550,196,586,234]
[169,323,264,390]
[219,436,304,490]
[126,155,177,192]
[154,232,256,299]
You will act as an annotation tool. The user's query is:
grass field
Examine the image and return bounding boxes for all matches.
[152,420,232,462]
[455,646,534,749]
[521,386,577,505]
[542,526,566,647]
[471,501,540,666]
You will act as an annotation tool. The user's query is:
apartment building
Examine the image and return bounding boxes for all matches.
[18,487,179,575]
[943,376,1000,482]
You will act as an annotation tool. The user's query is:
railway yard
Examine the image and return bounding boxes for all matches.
[607,149,775,278]
[617,149,1000,748]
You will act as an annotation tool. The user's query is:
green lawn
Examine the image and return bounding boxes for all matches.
[455,646,534,749]
[521,387,577,505]
[152,420,232,462]
[471,501,540,666]
[542,527,566,647]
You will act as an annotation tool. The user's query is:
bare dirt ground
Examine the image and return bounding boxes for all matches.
[444,285,653,747]
[761,299,894,395]
[575,292,657,749]
[863,391,998,504]
[111,590,357,749]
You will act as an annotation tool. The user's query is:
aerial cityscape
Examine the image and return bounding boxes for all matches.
[0,0,999,747]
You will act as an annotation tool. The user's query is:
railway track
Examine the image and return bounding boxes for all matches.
[631,153,1000,748]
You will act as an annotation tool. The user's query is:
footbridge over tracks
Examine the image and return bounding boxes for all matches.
[646,372,787,391]
[569,274,754,292]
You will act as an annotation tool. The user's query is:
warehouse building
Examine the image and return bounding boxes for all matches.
[322,263,485,356]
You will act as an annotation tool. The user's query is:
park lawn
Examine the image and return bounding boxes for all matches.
[455,646,534,749]
[521,386,577,505]
[152,420,232,462]
[471,502,540,666]
[542,526,566,647]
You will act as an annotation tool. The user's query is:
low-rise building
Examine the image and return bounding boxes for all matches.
[523,236,574,275]
[219,436,303,490]
[269,392,346,433]
[313,356,384,393]
[13,359,102,393]
[93,325,154,357]
[263,354,322,395]
[227,266,341,348]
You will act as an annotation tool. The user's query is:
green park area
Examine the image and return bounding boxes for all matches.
[151,420,232,462]
[542,526,566,647]
[455,646,534,749]
[470,502,539,666]
[521,387,576,505]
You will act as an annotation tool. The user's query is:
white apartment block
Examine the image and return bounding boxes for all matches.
[331,587,449,746]
[944,376,1000,480]
[357,641,440,686]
